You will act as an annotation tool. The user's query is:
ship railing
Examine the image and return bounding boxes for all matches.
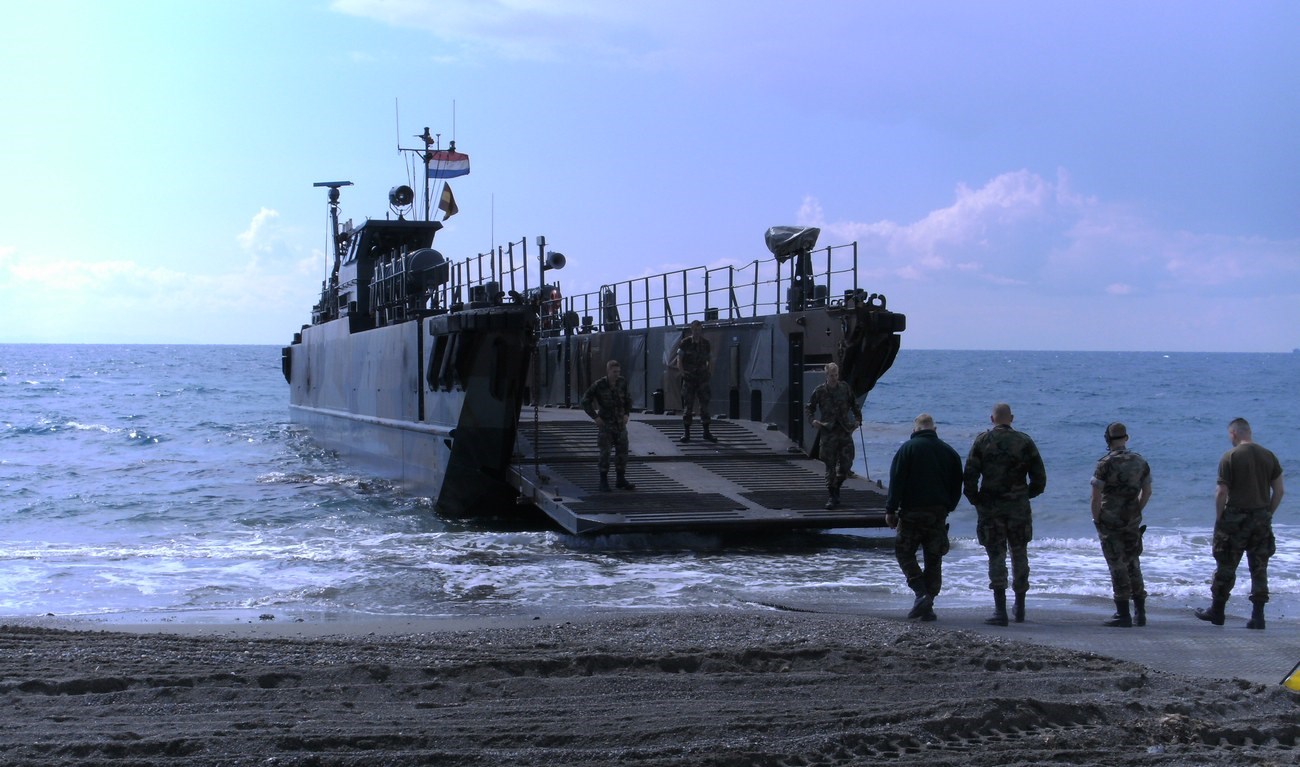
[561,241,861,332]
[421,238,864,331]
[409,237,555,311]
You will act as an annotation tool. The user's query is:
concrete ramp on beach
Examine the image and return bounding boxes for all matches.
[748,594,1300,687]
[509,409,889,535]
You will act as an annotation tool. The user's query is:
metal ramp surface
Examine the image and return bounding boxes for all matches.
[509,409,888,535]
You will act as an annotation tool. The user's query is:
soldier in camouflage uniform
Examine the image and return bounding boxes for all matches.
[806,362,862,510]
[674,321,716,443]
[580,359,636,492]
[1091,422,1153,628]
[963,403,1047,626]
[1195,418,1284,630]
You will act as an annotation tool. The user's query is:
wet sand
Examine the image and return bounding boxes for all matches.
[2,609,1297,766]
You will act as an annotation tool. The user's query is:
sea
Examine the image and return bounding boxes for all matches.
[2,344,1296,624]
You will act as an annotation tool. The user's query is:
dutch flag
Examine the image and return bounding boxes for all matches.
[427,149,470,179]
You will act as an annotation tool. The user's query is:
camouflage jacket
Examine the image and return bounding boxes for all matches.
[581,376,632,424]
[805,380,862,434]
[1092,447,1151,518]
[963,424,1047,508]
[678,336,711,381]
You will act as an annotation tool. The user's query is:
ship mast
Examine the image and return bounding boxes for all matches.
[418,127,436,221]
[312,180,353,285]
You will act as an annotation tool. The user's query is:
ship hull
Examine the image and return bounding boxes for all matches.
[285,304,536,517]
[285,293,904,532]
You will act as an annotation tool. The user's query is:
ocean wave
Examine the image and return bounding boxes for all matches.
[124,428,165,444]
[4,418,115,437]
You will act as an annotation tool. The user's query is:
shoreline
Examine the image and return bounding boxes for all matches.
[11,591,1297,685]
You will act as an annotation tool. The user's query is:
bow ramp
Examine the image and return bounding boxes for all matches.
[510,410,889,535]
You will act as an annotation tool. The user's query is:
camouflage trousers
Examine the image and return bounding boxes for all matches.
[1096,520,1145,601]
[1211,507,1276,604]
[597,424,630,473]
[894,508,950,598]
[681,376,711,422]
[819,430,854,491]
[976,508,1033,593]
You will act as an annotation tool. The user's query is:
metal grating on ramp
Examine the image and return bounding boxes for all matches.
[643,418,773,454]
[509,410,890,533]
[548,462,692,494]
[699,457,826,491]
[575,493,747,521]
[742,488,888,511]
[517,419,596,462]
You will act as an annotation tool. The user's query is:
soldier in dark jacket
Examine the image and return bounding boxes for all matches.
[885,413,964,621]
[673,320,716,443]
[963,402,1047,626]
[806,362,862,509]
[1091,422,1153,628]
[580,359,636,492]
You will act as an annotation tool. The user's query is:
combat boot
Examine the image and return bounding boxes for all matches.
[679,420,692,443]
[702,422,718,443]
[599,472,612,492]
[1013,591,1026,623]
[824,488,839,510]
[1246,601,1266,630]
[985,589,1009,626]
[615,470,636,491]
[1104,598,1132,627]
[1194,598,1226,626]
[1133,596,1146,627]
[907,578,933,620]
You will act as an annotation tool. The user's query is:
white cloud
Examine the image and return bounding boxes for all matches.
[330,0,653,62]
[237,207,283,254]
[808,169,1300,299]
[0,234,320,344]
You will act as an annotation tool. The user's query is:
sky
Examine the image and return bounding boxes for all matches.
[1,1,1297,351]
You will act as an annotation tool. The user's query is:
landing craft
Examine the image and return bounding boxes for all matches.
[283,128,907,534]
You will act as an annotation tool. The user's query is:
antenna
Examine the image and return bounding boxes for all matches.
[394,98,401,151]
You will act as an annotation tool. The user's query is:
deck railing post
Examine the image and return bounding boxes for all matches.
[704,269,711,322]
[853,241,859,295]
[681,269,689,322]
[825,245,832,304]
[662,273,673,326]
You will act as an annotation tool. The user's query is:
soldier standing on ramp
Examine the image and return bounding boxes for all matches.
[806,362,862,509]
[581,359,636,492]
[673,320,717,443]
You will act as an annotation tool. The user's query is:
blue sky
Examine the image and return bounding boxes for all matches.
[1,1,1296,350]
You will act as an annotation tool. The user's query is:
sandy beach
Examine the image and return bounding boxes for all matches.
[2,609,1297,766]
